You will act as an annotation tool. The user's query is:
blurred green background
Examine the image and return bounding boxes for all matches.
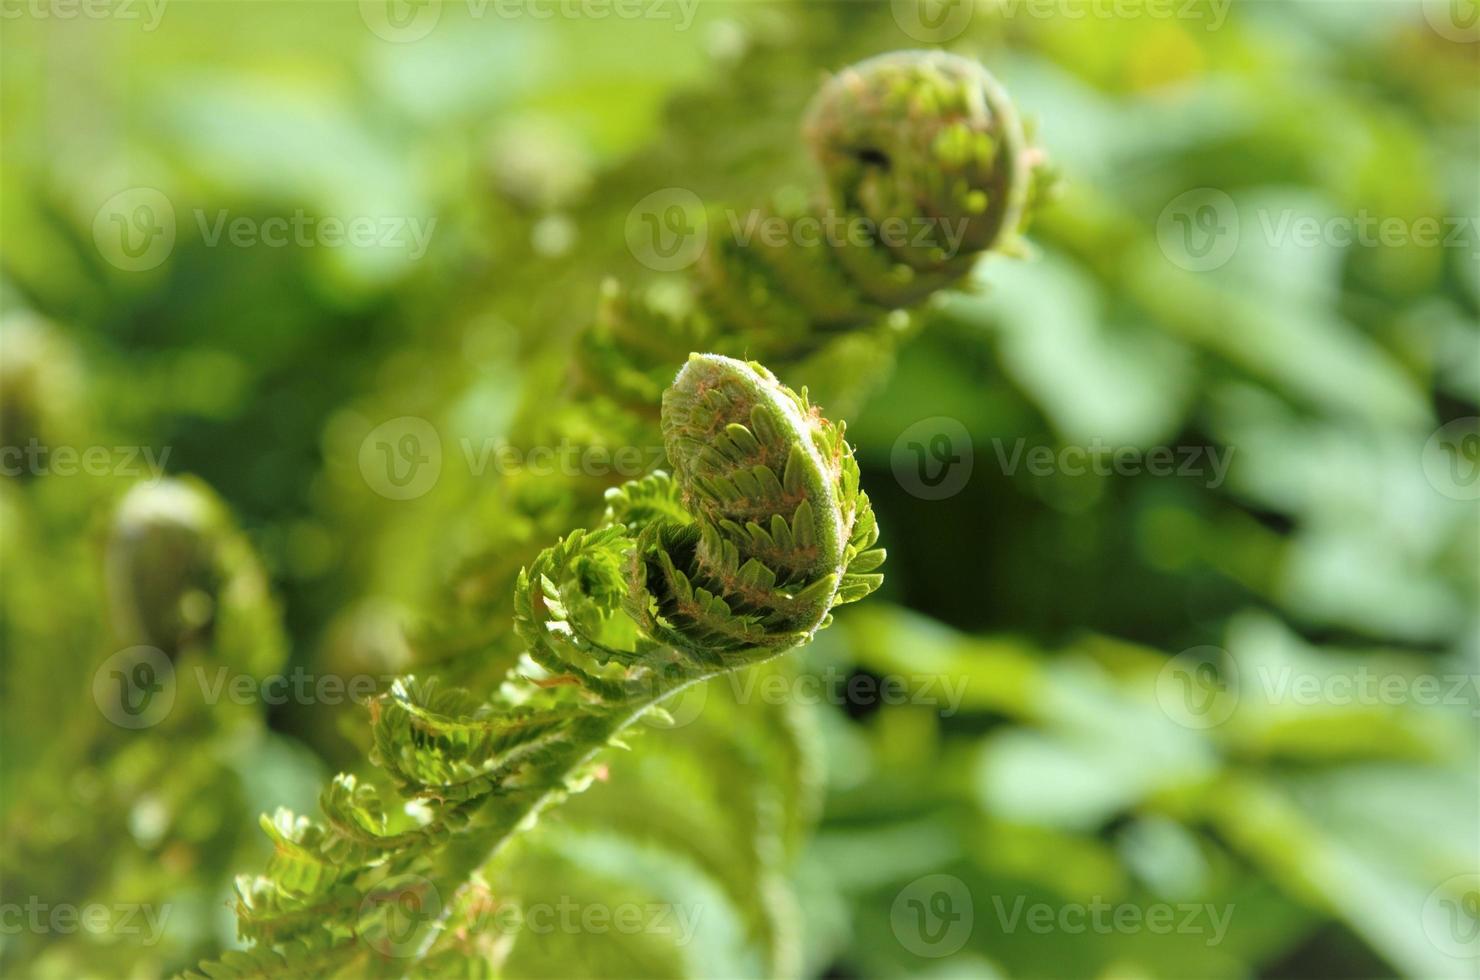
[1,1,1477,978]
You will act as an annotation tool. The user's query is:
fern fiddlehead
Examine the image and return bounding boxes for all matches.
[201,356,881,977]
[635,354,880,653]
[579,50,1046,412]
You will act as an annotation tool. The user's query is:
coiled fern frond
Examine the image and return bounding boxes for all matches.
[580,50,1048,412]
[636,354,881,652]
[196,355,881,977]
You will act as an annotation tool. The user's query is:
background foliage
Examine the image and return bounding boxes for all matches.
[1,1,1476,978]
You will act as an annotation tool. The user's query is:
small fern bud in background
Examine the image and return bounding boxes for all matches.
[105,477,282,677]
[106,479,225,657]
[0,312,82,478]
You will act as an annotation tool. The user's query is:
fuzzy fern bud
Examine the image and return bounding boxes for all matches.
[804,49,1034,266]
[694,50,1041,344]
[634,354,880,654]
[105,477,282,679]
[580,51,1048,415]
[106,479,229,657]
[0,312,81,477]
[519,353,882,693]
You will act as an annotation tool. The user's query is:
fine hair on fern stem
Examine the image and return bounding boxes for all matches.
[207,355,882,976]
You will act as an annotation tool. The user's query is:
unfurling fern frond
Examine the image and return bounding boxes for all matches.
[200,355,882,978]
[579,50,1049,412]
[634,355,880,655]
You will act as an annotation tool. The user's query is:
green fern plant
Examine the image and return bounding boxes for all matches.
[200,355,881,977]
[198,49,1045,978]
